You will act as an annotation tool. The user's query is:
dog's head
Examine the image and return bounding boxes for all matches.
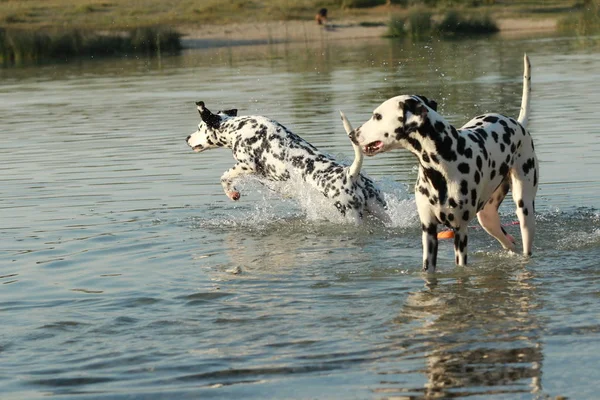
[350,95,437,156]
[186,101,238,153]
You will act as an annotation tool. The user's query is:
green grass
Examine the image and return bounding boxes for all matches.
[0,27,181,66]
[385,8,498,38]
[557,0,600,35]
[386,8,433,39]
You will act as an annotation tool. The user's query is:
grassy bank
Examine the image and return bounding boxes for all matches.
[386,8,499,39]
[0,0,588,65]
[0,0,584,31]
[557,0,600,35]
[0,27,181,66]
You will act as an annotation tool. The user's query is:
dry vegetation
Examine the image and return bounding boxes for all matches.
[0,0,585,31]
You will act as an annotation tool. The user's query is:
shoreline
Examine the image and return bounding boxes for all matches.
[179,17,558,50]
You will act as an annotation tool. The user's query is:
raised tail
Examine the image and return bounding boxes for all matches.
[517,54,531,127]
[339,111,363,181]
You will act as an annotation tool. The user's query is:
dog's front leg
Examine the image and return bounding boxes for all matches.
[220,163,254,201]
[453,225,468,266]
[421,222,438,272]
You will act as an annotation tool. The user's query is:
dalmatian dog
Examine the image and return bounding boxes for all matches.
[345,54,538,271]
[186,102,388,222]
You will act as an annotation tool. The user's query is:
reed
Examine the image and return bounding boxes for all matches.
[0,27,181,66]
[385,8,433,38]
[557,0,600,36]
[435,10,499,36]
[386,8,497,39]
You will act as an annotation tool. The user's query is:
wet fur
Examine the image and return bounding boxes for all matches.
[186,102,388,222]
[347,55,537,270]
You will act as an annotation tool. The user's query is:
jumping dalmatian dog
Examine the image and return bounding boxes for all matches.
[344,54,538,271]
[186,102,389,222]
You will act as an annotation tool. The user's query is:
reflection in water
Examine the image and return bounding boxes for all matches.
[380,266,543,398]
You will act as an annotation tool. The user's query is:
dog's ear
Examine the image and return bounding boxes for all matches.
[403,97,429,119]
[415,95,438,111]
[219,109,238,117]
[196,101,222,129]
[400,97,429,136]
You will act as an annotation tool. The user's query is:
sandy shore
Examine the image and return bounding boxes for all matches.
[180,17,557,49]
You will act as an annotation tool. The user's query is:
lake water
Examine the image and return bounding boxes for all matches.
[1,32,600,399]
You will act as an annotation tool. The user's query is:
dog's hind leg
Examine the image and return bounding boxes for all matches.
[510,164,538,256]
[477,177,517,251]
[220,162,255,201]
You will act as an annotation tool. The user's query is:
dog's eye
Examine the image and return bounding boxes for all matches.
[373,113,382,121]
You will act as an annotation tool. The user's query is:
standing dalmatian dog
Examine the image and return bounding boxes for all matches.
[186,102,388,222]
[345,54,538,271]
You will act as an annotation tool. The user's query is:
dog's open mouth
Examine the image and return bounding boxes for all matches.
[364,141,384,156]
[192,145,204,153]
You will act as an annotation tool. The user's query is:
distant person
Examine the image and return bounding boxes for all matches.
[315,8,328,25]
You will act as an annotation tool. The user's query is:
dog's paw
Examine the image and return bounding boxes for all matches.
[226,191,241,201]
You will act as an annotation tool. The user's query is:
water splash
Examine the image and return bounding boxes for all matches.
[189,173,419,230]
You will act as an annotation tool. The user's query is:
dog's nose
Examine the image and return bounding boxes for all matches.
[186,135,191,142]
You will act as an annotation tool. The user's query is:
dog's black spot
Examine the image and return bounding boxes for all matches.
[458,163,470,174]
[430,153,440,164]
[448,198,458,208]
[523,207,529,216]
[522,158,535,175]
[491,131,499,143]
[456,136,467,155]
[436,136,457,162]
[518,199,524,208]
[418,186,430,198]
[394,126,404,140]
[406,136,422,152]
[462,210,470,221]
[237,120,248,130]
[502,127,513,145]
[483,115,499,123]
[373,113,382,121]
[475,128,488,140]
[423,167,448,205]
[439,212,446,222]
[474,171,480,184]
[500,143,506,152]
[464,148,473,159]
[448,213,454,221]
[471,188,477,207]
[434,120,446,133]
[455,233,468,252]
[422,223,437,235]
[460,180,469,196]
[499,162,509,177]
[422,152,430,163]
[476,156,483,171]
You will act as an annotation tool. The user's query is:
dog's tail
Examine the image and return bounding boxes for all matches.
[339,111,363,181]
[517,54,531,127]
